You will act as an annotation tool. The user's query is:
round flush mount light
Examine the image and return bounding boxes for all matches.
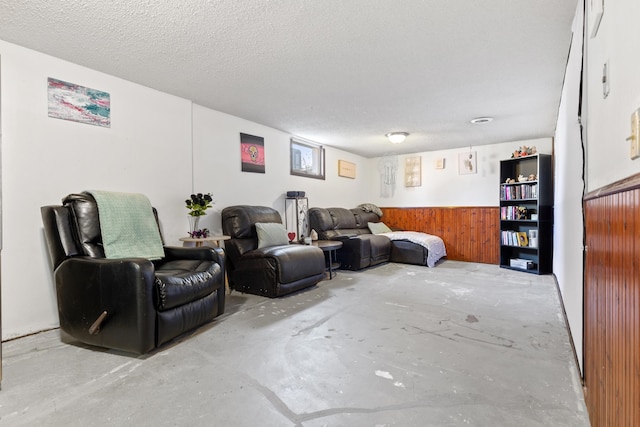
[470,117,494,124]
[385,132,410,144]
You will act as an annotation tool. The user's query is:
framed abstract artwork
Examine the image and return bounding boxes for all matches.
[47,78,110,127]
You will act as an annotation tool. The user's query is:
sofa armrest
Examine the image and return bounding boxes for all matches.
[54,256,157,354]
[331,234,358,241]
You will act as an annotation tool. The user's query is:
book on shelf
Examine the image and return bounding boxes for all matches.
[501,183,538,200]
[501,230,534,247]
[517,231,528,247]
[500,206,530,220]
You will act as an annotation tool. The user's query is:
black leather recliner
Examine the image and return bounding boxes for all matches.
[222,205,325,297]
[41,192,225,354]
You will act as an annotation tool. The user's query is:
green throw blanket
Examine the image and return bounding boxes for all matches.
[88,190,165,260]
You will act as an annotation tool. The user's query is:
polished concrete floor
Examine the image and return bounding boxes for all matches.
[1,261,589,426]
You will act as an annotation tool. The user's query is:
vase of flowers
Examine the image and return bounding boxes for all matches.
[185,193,213,237]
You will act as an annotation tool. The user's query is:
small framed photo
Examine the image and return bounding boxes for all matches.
[458,151,477,175]
[338,160,356,179]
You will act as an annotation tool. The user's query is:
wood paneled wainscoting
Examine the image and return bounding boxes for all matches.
[584,174,640,427]
[380,207,500,264]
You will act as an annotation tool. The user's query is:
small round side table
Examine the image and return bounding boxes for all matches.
[179,235,230,247]
[312,240,343,279]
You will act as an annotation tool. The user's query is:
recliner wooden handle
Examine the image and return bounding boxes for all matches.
[88,311,108,335]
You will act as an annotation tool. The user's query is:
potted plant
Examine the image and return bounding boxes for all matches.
[185,193,213,237]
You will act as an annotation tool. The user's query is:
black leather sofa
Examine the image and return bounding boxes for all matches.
[41,192,226,354]
[222,205,326,297]
[309,207,429,270]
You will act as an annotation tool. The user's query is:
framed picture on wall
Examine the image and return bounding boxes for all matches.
[458,151,477,175]
[240,133,265,173]
[47,78,111,127]
[404,156,421,187]
[338,160,356,178]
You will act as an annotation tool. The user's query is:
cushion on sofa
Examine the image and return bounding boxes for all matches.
[368,221,392,234]
[255,222,289,248]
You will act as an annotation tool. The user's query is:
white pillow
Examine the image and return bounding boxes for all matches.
[368,221,392,234]
[255,222,290,248]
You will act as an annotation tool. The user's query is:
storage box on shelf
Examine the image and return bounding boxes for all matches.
[499,154,553,274]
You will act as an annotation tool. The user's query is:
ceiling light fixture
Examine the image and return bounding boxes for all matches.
[470,117,494,124]
[385,132,409,144]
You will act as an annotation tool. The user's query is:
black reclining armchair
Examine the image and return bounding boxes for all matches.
[222,205,325,297]
[41,192,225,354]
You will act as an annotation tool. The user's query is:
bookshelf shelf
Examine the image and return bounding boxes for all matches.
[499,154,553,274]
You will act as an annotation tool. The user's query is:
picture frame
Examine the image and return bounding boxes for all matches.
[338,160,356,179]
[589,0,603,38]
[47,78,110,128]
[240,133,265,173]
[458,151,477,175]
[404,156,422,187]
[290,138,325,180]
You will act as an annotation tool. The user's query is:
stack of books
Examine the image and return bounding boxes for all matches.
[509,258,535,269]
[501,184,538,200]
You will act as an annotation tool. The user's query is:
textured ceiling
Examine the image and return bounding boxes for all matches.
[0,0,577,158]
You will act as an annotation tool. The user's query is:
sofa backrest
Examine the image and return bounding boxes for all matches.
[351,209,381,229]
[328,208,356,229]
[309,206,382,240]
[62,193,106,258]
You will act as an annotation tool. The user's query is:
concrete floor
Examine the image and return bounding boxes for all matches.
[1,261,589,426]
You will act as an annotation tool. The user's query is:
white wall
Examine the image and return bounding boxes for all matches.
[585,0,640,189]
[191,105,371,235]
[0,40,372,340]
[553,2,585,372]
[366,138,553,207]
[0,40,195,339]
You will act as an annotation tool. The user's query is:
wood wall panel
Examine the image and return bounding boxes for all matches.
[584,176,640,427]
[380,207,500,264]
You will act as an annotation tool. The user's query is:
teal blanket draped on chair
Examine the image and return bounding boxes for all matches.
[88,190,165,260]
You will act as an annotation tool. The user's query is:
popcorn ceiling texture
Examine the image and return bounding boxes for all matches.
[0,1,577,157]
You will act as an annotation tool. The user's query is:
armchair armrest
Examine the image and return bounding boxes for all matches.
[163,245,225,266]
[54,256,157,354]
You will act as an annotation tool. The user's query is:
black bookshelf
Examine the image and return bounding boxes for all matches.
[499,154,553,274]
